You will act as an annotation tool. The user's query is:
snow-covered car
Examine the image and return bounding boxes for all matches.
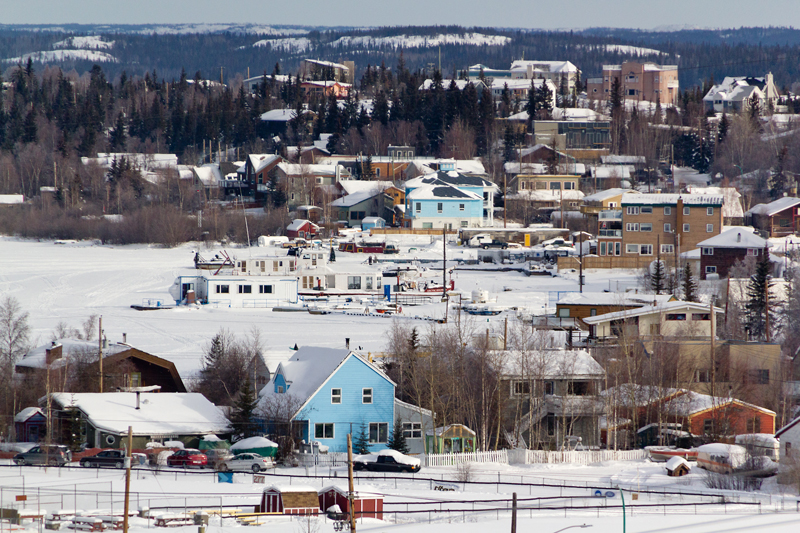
[353,449,421,473]
[166,449,207,468]
[218,453,274,473]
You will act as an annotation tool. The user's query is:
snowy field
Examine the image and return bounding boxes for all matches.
[1,459,799,533]
[0,236,636,381]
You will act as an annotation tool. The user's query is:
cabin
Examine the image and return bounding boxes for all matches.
[286,219,320,240]
[426,424,476,454]
[260,486,320,515]
[318,486,383,519]
[745,196,800,237]
[170,272,299,308]
[582,301,722,341]
[45,392,229,449]
[361,217,386,231]
[14,407,47,443]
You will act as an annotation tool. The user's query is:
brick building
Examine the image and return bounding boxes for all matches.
[596,194,723,259]
[696,228,770,279]
[587,61,679,105]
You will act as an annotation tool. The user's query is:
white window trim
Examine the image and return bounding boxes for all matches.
[362,388,373,404]
[314,423,334,440]
[331,388,342,404]
[706,224,714,232]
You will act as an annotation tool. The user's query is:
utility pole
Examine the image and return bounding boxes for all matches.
[579,231,584,293]
[123,426,132,533]
[511,492,517,533]
[709,298,716,437]
[347,434,357,533]
[442,227,448,302]
[765,278,771,342]
[98,316,103,393]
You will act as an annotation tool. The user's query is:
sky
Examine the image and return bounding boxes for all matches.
[6,0,800,30]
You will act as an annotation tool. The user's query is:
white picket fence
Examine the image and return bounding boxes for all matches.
[424,450,509,467]
[297,452,349,467]
[524,448,647,465]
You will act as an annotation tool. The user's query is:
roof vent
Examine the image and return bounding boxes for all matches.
[737,232,741,242]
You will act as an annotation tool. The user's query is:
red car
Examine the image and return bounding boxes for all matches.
[166,449,208,468]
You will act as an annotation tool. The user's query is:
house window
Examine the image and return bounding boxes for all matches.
[437,202,443,213]
[558,308,570,318]
[550,182,561,190]
[415,203,421,213]
[683,206,690,215]
[277,385,284,393]
[640,223,652,232]
[535,181,547,190]
[259,285,273,294]
[461,221,468,227]
[239,285,252,294]
[640,244,653,255]
[661,244,674,254]
[626,223,639,232]
[216,284,230,294]
[599,242,607,255]
[564,182,575,190]
[362,388,373,404]
[626,206,640,215]
[314,423,334,439]
[331,388,342,404]
[369,422,388,443]
[702,247,714,256]
[683,223,690,232]
[707,207,714,216]
[666,313,686,321]
[703,419,713,433]
[747,418,762,433]
[402,423,422,439]
[350,212,359,220]
[423,223,433,229]
[695,370,710,383]
[459,203,465,211]
[664,207,671,215]
[706,266,717,274]
[749,369,769,385]
[706,224,714,233]
[365,276,373,290]
[628,89,636,96]
[692,313,710,321]
[512,380,531,396]
[641,206,653,214]
[626,244,640,254]
[544,381,554,395]
[348,276,362,290]
[664,223,672,233]
[519,181,526,190]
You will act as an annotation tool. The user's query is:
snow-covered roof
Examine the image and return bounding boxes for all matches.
[49,392,229,436]
[582,301,723,325]
[664,393,775,418]
[621,193,723,206]
[498,349,604,379]
[0,194,24,204]
[304,59,349,70]
[490,78,551,91]
[259,108,313,122]
[510,190,584,202]
[265,485,318,493]
[231,436,278,450]
[287,219,319,232]
[15,407,44,423]
[591,165,633,179]
[407,170,495,190]
[745,196,800,217]
[418,79,483,91]
[697,228,769,249]
[18,338,129,370]
[362,216,384,224]
[686,186,744,218]
[601,155,645,165]
[509,60,579,74]
[703,77,767,103]
[247,154,282,173]
[394,397,432,418]
[406,184,482,201]
[338,180,394,196]
[277,163,338,176]
[582,188,634,202]
[329,190,384,207]
[557,291,674,307]
[194,165,222,187]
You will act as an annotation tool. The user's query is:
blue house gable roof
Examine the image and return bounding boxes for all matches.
[259,347,396,452]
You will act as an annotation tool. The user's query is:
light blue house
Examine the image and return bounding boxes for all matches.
[404,171,495,229]
[258,347,395,452]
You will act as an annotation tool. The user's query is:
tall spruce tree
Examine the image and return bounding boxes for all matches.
[353,423,371,454]
[745,245,774,340]
[651,260,666,295]
[229,377,258,440]
[387,418,409,454]
[682,262,698,302]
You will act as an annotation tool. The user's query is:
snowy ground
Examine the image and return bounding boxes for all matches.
[1,459,799,533]
[0,236,639,381]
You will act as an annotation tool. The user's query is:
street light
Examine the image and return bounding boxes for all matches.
[552,525,593,533]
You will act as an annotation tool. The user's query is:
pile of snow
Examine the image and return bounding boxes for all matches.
[231,436,278,450]
[4,50,118,64]
[53,36,114,50]
[330,33,511,49]
[253,37,312,53]
[165,440,185,449]
[202,434,224,442]
[0,442,37,453]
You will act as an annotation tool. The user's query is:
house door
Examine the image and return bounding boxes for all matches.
[182,283,194,299]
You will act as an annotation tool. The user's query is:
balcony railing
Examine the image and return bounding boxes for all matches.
[598,210,622,221]
[598,229,622,238]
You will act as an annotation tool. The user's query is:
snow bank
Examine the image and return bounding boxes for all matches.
[231,436,278,450]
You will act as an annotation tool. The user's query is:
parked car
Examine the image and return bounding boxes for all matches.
[353,449,421,473]
[383,244,400,254]
[80,449,127,468]
[13,444,71,466]
[205,448,234,469]
[481,240,508,250]
[166,449,208,468]
[218,453,274,473]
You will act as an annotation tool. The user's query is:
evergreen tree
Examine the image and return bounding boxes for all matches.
[770,145,789,200]
[329,245,336,263]
[682,262,698,302]
[362,155,374,179]
[353,423,371,454]
[651,259,666,295]
[387,418,409,454]
[229,377,259,440]
[718,113,729,144]
[745,245,774,341]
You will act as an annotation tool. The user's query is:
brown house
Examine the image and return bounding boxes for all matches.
[745,196,800,237]
[587,61,679,105]
[696,228,770,279]
[556,292,675,329]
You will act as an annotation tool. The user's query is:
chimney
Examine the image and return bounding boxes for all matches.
[122,333,127,344]
[136,391,141,410]
[737,232,741,242]
[345,338,350,350]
